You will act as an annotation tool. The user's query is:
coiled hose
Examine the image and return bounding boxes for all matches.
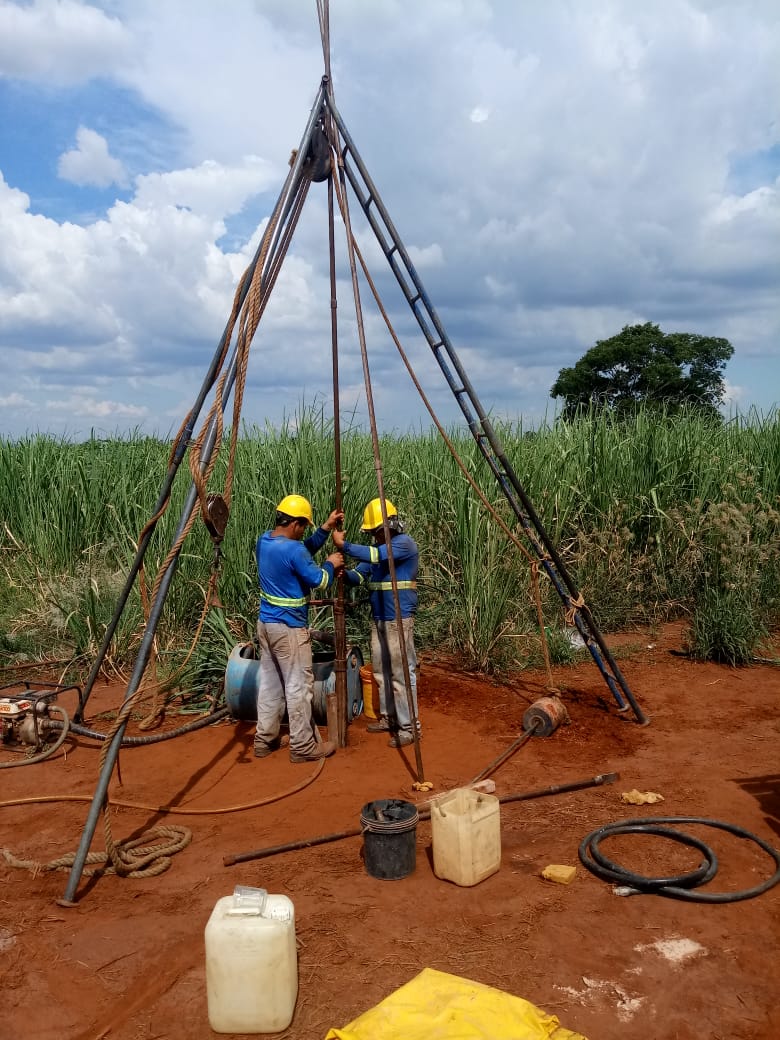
[579,816,780,903]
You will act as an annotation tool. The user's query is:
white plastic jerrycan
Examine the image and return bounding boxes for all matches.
[205,885,298,1034]
[432,787,501,886]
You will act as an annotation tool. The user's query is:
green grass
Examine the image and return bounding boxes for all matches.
[1,405,778,677]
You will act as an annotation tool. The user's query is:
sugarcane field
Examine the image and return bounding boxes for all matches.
[1,2,779,1039]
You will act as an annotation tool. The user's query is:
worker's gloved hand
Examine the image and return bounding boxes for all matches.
[322,509,344,532]
[331,529,346,550]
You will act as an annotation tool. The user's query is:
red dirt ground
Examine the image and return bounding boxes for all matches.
[1,622,779,1040]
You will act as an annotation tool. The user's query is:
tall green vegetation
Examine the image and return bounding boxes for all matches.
[1,405,778,676]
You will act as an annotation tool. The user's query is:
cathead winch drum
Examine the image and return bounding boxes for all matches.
[224,642,364,724]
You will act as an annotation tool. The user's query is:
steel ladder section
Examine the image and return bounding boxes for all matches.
[327,100,646,725]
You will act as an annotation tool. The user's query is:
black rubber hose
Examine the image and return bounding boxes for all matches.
[47,707,230,746]
[579,816,780,903]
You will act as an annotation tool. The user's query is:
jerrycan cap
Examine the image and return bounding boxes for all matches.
[228,885,268,916]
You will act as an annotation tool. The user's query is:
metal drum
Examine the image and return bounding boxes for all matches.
[224,642,364,723]
[224,643,261,721]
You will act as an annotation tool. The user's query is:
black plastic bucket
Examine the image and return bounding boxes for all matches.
[360,799,419,880]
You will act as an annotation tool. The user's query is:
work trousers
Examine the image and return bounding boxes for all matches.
[371,616,419,734]
[254,622,319,757]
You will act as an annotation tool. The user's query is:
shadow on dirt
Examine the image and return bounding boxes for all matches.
[735,772,780,842]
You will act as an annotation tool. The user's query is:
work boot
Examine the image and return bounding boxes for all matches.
[253,734,289,758]
[289,740,337,763]
[366,717,391,733]
[388,730,416,748]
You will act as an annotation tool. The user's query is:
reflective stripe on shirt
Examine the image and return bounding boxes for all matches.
[368,580,417,591]
[260,589,308,607]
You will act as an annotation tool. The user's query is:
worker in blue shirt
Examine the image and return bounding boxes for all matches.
[254,494,344,762]
[334,498,420,748]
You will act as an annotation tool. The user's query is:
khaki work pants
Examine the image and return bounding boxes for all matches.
[371,616,419,734]
[254,622,319,757]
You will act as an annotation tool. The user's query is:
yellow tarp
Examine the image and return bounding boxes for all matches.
[324,967,587,1040]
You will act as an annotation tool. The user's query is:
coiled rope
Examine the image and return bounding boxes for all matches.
[2,825,191,879]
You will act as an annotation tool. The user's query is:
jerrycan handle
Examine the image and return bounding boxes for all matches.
[227,885,268,916]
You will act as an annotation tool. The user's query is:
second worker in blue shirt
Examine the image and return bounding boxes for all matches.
[334,497,421,748]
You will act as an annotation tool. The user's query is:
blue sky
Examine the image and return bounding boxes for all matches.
[0,0,778,440]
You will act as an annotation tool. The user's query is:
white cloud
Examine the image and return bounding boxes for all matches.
[132,157,278,220]
[0,0,131,85]
[44,395,149,420]
[0,0,778,439]
[58,127,129,189]
[0,391,33,408]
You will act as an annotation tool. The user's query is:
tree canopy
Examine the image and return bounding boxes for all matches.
[550,323,734,420]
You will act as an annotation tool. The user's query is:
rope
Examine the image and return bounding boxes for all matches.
[121,169,312,733]
[0,758,325,815]
[1,825,191,879]
[327,160,559,690]
[565,592,586,626]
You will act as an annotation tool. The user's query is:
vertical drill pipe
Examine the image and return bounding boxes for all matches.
[327,162,347,748]
[332,133,424,780]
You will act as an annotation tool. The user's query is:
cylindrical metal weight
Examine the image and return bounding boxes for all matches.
[522,695,569,736]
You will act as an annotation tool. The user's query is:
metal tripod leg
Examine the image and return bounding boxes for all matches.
[325,95,646,725]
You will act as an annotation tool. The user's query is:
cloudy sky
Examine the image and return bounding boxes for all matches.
[0,0,778,441]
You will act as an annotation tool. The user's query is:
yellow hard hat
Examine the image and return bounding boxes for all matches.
[361,497,397,531]
[276,494,314,525]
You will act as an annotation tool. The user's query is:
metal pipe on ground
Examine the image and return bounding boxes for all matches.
[222,771,619,866]
[470,695,570,785]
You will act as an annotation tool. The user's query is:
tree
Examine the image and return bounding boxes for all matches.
[550,323,734,420]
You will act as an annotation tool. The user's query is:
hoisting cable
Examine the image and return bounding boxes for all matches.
[2,826,192,879]
[326,113,425,784]
[132,173,312,731]
[73,153,303,722]
[81,169,315,881]
[326,143,349,746]
[60,89,331,906]
[579,816,780,902]
[327,95,646,723]
[330,174,560,693]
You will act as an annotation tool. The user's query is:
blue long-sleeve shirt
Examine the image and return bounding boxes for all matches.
[256,526,334,628]
[343,533,418,621]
